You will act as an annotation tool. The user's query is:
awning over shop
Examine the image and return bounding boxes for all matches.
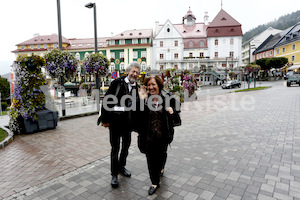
[287,64,300,70]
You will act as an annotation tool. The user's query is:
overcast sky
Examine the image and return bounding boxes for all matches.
[0,0,298,75]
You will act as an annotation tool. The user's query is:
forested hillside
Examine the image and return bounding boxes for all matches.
[243,10,300,42]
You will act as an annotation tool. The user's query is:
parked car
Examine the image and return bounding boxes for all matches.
[221,80,241,89]
[287,74,300,87]
[284,71,296,80]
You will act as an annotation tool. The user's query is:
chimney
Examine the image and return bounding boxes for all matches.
[155,21,160,35]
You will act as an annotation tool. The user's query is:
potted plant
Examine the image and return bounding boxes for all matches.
[9,54,58,134]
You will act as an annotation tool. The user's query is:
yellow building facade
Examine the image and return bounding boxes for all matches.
[274,23,300,72]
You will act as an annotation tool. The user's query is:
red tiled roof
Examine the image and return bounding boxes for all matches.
[157,23,207,38]
[207,9,243,37]
[183,9,196,20]
[110,29,153,40]
[16,34,70,46]
[208,9,241,27]
[67,37,109,50]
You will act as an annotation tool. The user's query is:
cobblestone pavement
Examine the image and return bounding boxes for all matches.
[1,80,300,199]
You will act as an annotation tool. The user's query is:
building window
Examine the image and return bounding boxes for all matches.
[215,52,218,58]
[189,52,193,57]
[291,55,295,62]
[75,53,80,60]
[120,52,124,59]
[160,54,164,59]
[282,47,285,53]
[215,39,218,46]
[133,51,138,59]
[21,45,25,50]
[270,50,273,56]
[141,38,147,44]
[174,53,178,59]
[110,63,115,72]
[141,62,146,71]
[200,52,204,57]
[174,40,178,47]
[160,41,163,47]
[120,40,125,45]
[37,44,40,49]
[266,52,269,57]
[53,44,58,48]
[84,52,90,58]
[230,38,234,45]
[120,63,125,71]
[277,49,279,54]
[229,52,234,57]
[292,44,296,50]
[263,52,265,57]
[132,39,138,44]
[189,41,193,47]
[200,41,204,47]
[141,51,146,58]
[111,52,115,59]
[160,65,164,70]
[31,45,34,49]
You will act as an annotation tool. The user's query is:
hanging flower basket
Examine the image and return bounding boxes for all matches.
[83,53,110,76]
[44,49,78,81]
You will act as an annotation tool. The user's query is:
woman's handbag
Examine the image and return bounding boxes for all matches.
[173,111,181,126]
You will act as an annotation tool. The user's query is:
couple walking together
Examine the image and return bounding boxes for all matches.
[100,62,181,195]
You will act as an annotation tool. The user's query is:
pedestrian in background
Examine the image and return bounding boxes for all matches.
[138,75,181,195]
[100,62,141,188]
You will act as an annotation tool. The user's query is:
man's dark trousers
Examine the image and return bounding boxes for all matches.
[109,120,132,175]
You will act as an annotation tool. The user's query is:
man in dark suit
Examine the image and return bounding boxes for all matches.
[101,62,140,188]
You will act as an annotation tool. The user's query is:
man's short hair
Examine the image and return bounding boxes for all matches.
[126,62,141,72]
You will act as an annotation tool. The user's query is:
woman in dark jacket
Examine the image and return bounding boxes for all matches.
[138,75,180,195]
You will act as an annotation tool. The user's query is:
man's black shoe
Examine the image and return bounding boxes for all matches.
[111,175,118,188]
[120,168,131,177]
[148,185,160,195]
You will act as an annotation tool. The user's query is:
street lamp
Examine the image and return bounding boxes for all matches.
[225,57,233,81]
[57,0,66,116]
[85,2,100,111]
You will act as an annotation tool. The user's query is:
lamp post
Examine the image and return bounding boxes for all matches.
[56,0,66,116]
[85,2,100,111]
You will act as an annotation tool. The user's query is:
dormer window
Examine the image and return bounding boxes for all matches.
[139,32,142,35]
[196,30,200,32]
[221,17,226,20]
[167,28,170,32]
[129,33,133,36]
[183,30,186,33]
[121,33,124,36]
